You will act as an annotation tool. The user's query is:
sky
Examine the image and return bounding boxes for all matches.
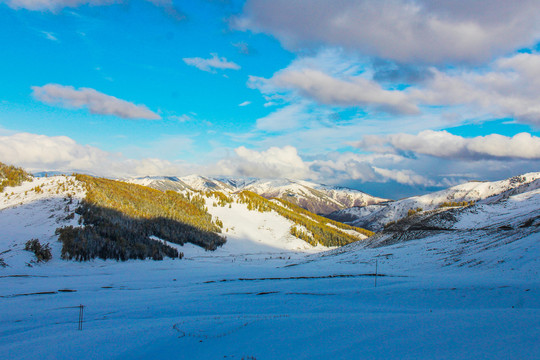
[1,0,540,199]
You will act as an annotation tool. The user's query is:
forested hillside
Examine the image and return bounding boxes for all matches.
[57,175,226,261]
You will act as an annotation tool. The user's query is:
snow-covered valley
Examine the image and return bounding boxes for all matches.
[0,174,538,359]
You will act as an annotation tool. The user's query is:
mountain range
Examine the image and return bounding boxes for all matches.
[126,175,389,215]
[327,172,540,231]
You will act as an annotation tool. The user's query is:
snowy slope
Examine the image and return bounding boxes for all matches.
[201,195,332,257]
[329,172,540,231]
[321,186,540,278]
[1,176,356,269]
[0,176,85,268]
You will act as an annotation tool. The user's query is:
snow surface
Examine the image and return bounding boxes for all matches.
[0,176,538,359]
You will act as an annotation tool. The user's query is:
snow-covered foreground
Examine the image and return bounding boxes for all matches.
[1,238,538,359]
[0,175,538,359]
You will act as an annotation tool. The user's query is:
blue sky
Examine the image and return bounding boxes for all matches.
[1,0,540,198]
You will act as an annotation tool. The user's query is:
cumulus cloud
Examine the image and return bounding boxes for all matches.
[32,84,161,120]
[0,132,188,177]
[238,101,251,107]
[216,145,311,179]
[274,69,419,115]
[238,0,540,65]
[183,53,240,73]
[355,130,540,160]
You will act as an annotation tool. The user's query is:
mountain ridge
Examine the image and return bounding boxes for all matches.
[327,172,540,231]
[127,175,389,215]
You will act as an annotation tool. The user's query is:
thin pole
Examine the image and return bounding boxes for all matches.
[375,258,378,287]
[78,305,84,331]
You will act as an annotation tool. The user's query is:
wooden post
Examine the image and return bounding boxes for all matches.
[78,305,84,331]
[374,258,378,288]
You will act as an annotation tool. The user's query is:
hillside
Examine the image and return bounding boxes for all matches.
[0,166,374,267]
[58,175,227,261]
[328,172,540,231]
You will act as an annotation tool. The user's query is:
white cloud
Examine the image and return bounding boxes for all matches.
[3,0,184,18]
[307,152,433,186]
[239,0,540,65]
[372,167,434,187]
[216,145,311,179]
[32,84,161,120]
[411,52,540,125]
[238,101,251,107]
[170,114,193,123]
[215,144,435,187]
[355,130,540,160]
[183,53,240,73]
[41,31,58,41]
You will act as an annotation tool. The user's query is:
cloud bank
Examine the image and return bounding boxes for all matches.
[0,132,188,177]
[32,84,161,120]
[355,130,540,160]
[239,0,540,65]
[251,51,540,126]
[1,132,538,197]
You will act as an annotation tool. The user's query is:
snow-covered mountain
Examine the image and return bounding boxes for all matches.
[328,172,540,231]
[129,175,388,215]
[322,182,540,277]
